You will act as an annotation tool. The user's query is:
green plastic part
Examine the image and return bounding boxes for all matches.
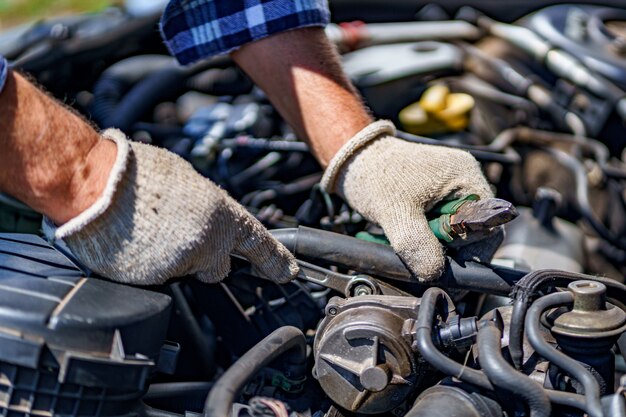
[427,194,480,243]
[271,373,306,394]
[428,215,453,242]
[356,195,481,245]
[428,194,479,217]
[355,231,390,245]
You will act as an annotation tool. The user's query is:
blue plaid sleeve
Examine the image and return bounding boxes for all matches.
[160,0,330,65]
[0,56,8,95]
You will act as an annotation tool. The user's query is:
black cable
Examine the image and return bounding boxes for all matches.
[525,291,604,417]
[203,326,307,417]
[478,317,551,417]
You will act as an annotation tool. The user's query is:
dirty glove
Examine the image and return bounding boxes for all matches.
[44,129,298,286]
[322,120,495,282]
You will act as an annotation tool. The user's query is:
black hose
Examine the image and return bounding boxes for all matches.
[508,269,626,369]
[525,291,604,417]
[509,297,529,369]
[415,289,588,413]
[104,67,190,131]
[271,227,525,294]
[170,283,216,376]
[203,326,307,417]
[91,55,230,131]
[145,382,213,413]
[602,392,626,417]
[548,391,588,411]
[145,382,214,400]
[272,227,414,282]
[142,404,184,417]
[415,288,494,389]
[90,55,174,126]
[477,317,551,417]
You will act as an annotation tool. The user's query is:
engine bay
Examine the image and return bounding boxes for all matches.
[1,2,626,417]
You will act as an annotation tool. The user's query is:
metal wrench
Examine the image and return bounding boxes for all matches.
[234,255,408,297]
[296,260,409,297]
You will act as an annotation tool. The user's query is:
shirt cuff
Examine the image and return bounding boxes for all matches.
[160,0,330,65]
[0,56,8,94]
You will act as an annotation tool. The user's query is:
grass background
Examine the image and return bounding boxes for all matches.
[0,0,116,29]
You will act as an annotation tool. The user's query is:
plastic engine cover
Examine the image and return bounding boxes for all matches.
[0,233,172,417]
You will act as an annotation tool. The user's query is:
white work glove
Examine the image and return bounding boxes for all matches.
[322,120,497,282]
[44,129,299,285]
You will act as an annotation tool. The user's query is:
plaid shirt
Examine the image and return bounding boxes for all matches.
[0,1,329,93]
[0,57,7,94]
[161,0,330,65]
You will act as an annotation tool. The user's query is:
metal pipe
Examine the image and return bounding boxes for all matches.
[547,148,626,251]
[396,130,521,165]
[475,13,626,123]
[325,20,481,51]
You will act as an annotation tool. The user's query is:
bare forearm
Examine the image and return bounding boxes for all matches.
[0,71,115,224]
[232,27,372,166]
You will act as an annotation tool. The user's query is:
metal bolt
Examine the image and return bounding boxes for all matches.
[360,366,390,392]
[354,285,373,297]
[328,307,338,316]
[568,280,606,312]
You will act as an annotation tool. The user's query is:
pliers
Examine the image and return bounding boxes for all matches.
[428,194,518,244]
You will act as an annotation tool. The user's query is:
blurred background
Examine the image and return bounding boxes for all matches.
[2,0,625,30]
[0,0,114,29]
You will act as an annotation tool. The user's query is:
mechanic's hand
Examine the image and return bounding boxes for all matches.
[322,120,496,282]
[44,129,299,286]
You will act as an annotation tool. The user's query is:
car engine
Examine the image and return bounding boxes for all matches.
[0,2,625,417]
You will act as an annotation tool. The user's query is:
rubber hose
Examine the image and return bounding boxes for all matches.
[478,320,551,417]
[145,382,214,400]
[143,404,184,417]
[170,284,216,376]
[508,270,626,369]
[145,382,213,413]
[525,291,604,417]
[104,67,189,131]
[415,288,494,389]
[203,326,307,417]
[271,227,525,294]
[92,55,230,131]
[415,289,588,413]
[91,55,174,127]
